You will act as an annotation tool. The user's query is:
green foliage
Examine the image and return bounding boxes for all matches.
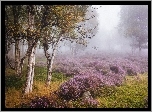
[72,98,98,108]
[34,67,47,81]
[97,74,148,108]
[34,66,71,82]
[92,86,117,98]
[5,69,26,91]
[5,75,25,90]
[51,72,69,82]
[71,98,84,108]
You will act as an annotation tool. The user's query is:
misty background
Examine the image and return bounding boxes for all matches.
[56,5,148,56]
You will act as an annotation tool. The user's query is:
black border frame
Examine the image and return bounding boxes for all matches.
[1,1,151,111]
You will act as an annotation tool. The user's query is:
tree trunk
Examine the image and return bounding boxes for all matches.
[24,5,36,94]
[9,44,14,58]
[24,45,36,94]
[44,38,61,86]
[15,40,21,76]
[46,47,56,86]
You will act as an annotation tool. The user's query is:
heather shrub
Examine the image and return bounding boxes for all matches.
[30,96,50,108]
[29,95,71,108]
[95,65,110,75]
[101,69,109,75]
[5,54,148,108]
[58,74,104,101]
[57,70,125,101]
[54,55,148,80]
[110,66,119,74]
[38,55,146,107]
[54,61,82,77]
[49,98,69,108]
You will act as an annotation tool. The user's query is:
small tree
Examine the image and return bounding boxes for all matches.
[118,5,148,55]
[41,5,99,86]
[5,5,23,75]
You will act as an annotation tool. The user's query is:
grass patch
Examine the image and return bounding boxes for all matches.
[34,66,47,82]
[34,66,72,82]
[5,69,26,91]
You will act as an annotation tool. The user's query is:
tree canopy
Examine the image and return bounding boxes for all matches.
[118,5,148,51]
[5,5,99,93]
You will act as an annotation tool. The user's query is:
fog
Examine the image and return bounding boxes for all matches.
[56,6,122,54]
[55,5,147,57]
[9,5,147,58]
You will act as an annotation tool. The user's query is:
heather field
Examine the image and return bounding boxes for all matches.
[5,54,148,108]
[4,4,149,109]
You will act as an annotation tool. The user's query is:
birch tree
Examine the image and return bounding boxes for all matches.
[5,5,22,74]
[23,5,64,93]
[6,5,42,93]
[40,5,99,86]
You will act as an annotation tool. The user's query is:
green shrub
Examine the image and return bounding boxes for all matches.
[97,74,148,108]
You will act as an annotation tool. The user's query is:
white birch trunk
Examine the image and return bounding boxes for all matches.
[44,38,61,86]
[24,5,37,94]
[24,46,36,94]
[46,47,56,86]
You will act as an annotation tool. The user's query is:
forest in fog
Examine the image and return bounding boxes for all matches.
[5,5,148,108]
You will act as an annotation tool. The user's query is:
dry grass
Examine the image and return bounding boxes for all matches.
[5,66,70,108]
[5,76,65,108]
